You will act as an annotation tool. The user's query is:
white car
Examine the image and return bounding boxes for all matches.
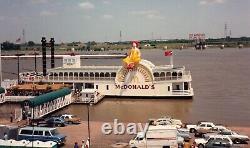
[194,135,233,148]
[154,117,182,128]
[60,114,81,124]
[186,121,215,133]
[206,129,249,144]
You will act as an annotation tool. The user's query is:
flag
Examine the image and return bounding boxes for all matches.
[16,38,21,43]
[164,50,173,56]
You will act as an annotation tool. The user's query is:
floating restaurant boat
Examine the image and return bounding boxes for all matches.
[19,51,194,100]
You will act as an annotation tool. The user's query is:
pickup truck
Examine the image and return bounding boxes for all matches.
[186,122,215,133]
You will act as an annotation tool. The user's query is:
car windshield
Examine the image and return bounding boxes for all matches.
[50,129,59,136]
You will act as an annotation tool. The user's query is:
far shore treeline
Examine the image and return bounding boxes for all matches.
[1,37,250,52]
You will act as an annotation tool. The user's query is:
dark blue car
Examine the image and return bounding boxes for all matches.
[46,117,66,127]
[17,126,66,145]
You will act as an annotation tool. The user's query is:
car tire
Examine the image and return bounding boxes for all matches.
[198,144,204,148]
[190,128,196,133]
[234,138,241,144]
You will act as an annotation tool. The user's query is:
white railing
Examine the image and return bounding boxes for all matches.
[154,75,191,81]
[4,96,34,102]
[172,90,191,95]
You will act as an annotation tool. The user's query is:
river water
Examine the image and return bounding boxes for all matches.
[1,48,250,126]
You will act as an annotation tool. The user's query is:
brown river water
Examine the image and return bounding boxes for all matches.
[1,48,250,126]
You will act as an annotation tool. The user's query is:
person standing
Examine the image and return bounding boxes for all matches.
[74,142,79,148]
[85,138,90,148]
[10,112,13,123]
[81,140,85,148]
[3,133,8,140]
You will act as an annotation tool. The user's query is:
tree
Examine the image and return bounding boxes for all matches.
[27,41,35,46]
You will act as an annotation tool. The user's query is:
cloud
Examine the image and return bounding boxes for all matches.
[40,10,57,16]
[79,2,95,10]
[0,16,5,21]
[102,14,114,19]
[30,0,49,4]
[103,0,111,5]
[199,0,226,5]
[84,15,92,19]
[130,10,165,20]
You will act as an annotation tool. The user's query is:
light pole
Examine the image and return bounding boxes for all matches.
[87,101,91,147]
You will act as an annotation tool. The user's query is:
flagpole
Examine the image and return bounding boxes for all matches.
[170,52,173,68]
[0,46,2,87]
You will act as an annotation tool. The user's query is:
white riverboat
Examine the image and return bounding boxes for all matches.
[19,52,194,100]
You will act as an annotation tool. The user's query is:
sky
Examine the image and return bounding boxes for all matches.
[0,0,250,43]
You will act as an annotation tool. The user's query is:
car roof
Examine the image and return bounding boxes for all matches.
[61,114,73,116]
[20,126,56,131]
[200,122,214,124]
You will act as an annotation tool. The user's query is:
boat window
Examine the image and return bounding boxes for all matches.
[69,72,73,77]
[90,72,94,77]
[111,72,116,77]
[178,72,182,76]
[106,85,109,90]
[95,72,99,77]
[74,72,78,77]
[84,72,89,77]
[59,72,63,76]
[168,86,170,91]
[64,72,68,76]
[172,72,177,76]
[100,73,104,77]
[96,85,98,89]
[153,72,159,77]
[105,73,110,77]
[160,72,165,77]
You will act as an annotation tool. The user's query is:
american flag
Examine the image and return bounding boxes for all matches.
[164,50,173,56]
[16,38,21,43]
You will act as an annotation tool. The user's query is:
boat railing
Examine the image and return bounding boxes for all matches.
[154,74,191,81]
[172,90,191,95]
[4,96,34,102]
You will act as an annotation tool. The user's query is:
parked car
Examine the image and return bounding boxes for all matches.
[206,130,250,144]
[46,117,66,127]
[60,114,81,124]
[186,121,215,133]
[17,126,66,145]
[154,117,182,128]
[177,128,191,141]
[204,137,233,148]
[194,135,233,148]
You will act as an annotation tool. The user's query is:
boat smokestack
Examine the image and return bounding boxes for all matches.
[50,38,55,68]
[41,37,47,76]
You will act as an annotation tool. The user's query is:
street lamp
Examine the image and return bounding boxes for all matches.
[15,53,25,84]
[87,100,91,147]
